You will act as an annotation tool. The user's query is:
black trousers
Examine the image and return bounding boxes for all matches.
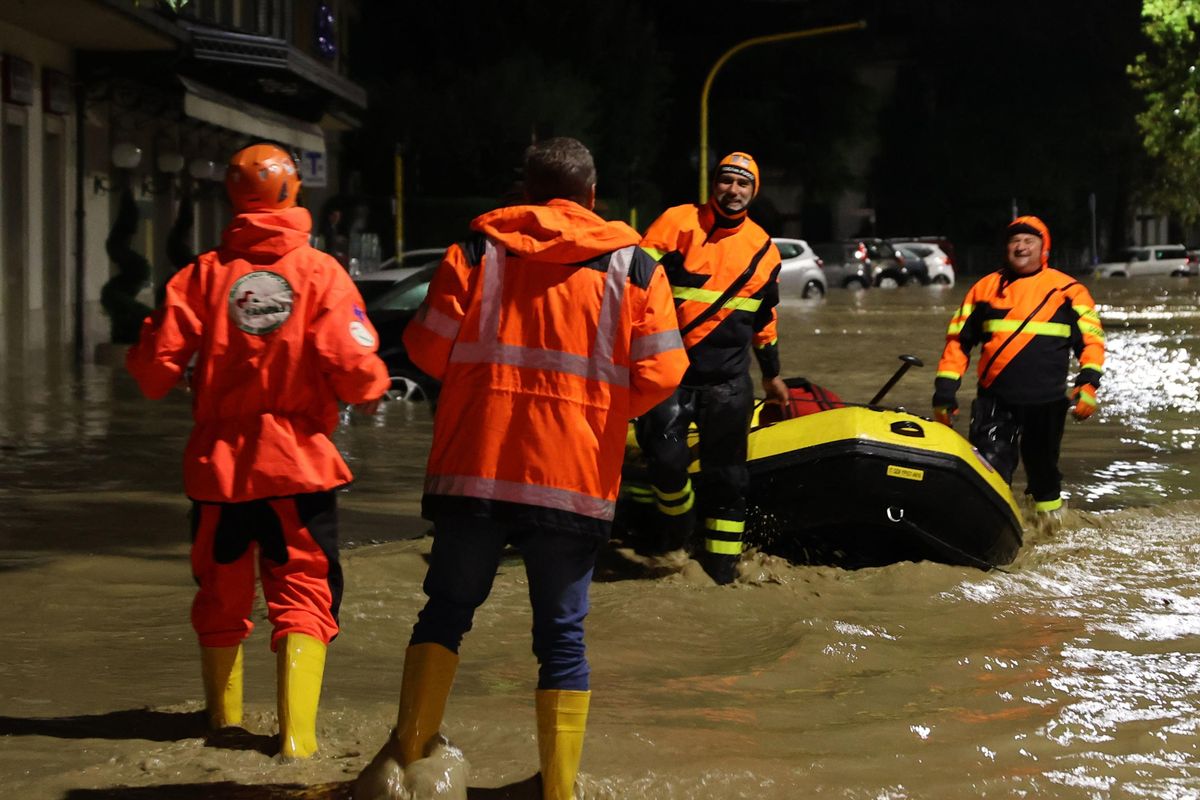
[968,393,1069,504]
[634,373,754,543]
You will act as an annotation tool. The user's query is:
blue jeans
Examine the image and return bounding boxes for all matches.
[410,513,602,690]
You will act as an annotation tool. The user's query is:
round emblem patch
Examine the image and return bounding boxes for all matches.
[228,271,294,334]
[349,320,376,347]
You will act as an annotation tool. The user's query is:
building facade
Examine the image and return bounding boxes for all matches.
[0,0,365,369]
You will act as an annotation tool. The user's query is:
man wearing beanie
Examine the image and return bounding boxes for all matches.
[637,151,789,584]
[932,215,1105,531]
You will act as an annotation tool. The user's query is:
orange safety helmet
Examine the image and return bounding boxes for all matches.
[225,143,301,212]
[714,151,760,197]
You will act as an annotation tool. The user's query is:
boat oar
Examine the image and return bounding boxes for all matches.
[868,354,924,406]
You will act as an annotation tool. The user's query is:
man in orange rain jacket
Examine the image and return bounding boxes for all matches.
[932,215,1105,530]
[636,151,789,585]
[126,143,389,760]
[355,138,687,800]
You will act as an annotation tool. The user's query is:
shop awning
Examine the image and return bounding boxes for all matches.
[180,76,325,155]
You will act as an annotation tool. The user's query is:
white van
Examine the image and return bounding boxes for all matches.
[1095,245,1190,278]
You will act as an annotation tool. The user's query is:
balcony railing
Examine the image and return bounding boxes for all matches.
[181,22,366,108]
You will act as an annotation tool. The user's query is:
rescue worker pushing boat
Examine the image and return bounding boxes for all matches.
[932,215,1105,530]
[636,151,789,585]
[126,143,390,758]
[354,138,688,799]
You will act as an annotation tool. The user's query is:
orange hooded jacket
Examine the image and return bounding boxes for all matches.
[127,207,390,502]
[403,199,688,535]
[934,216,1104,406]
[640,199,782,383]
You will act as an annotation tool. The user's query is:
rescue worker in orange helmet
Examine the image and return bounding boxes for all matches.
[635,151,789,585]
[932,215,1105,531]
[354,138,687,800]
[126,142,390,760]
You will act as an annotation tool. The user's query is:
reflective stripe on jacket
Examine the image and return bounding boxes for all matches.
[403,199,688,534]
[640,201,782,383]
[126,207,391,502]
[935,265,1105,405]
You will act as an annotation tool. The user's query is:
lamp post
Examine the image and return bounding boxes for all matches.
[699,20,867,203]
[1089,191,1098,265]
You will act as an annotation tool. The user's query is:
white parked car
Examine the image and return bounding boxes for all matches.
[771,238,827,299]
[889,241,956,287]
[1095,245,1190,278]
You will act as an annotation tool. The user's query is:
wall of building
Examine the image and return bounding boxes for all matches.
[0,20,84,367]
[1,6,361,370]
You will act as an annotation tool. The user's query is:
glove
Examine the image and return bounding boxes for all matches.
[933,405,958,427]
[1068,384,1097,420]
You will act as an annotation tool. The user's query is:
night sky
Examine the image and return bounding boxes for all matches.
[346,0,1148,259]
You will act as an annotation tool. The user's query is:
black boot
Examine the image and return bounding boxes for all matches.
[658,509,696,553]
[700,551,739,585]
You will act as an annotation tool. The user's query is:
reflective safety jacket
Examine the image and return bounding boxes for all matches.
[127,207,390,502]
[640,200,782,384]
[934,265,1105,406]
[403,199,688,536]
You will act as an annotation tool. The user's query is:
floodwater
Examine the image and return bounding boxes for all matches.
[2,277,1200,799]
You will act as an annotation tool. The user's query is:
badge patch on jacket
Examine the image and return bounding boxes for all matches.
[228,271,294,334]
[349,320,375,347]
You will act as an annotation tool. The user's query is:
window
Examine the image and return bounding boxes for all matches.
[368,266,437,312]
[240,0,289,38]
[775,242,798,259]
[1117,248,1150,262]
[42,127,67,349]
[1156,247,1186,260]
[3,116,29,356]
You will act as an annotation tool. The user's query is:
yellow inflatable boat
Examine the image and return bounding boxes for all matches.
[734,405,1023,569]
[620,390,1024,570]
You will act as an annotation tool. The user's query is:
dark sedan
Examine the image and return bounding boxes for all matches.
[364,262,439,401]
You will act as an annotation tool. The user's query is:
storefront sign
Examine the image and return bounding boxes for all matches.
[2,55,34,106]
[299,150,327,188]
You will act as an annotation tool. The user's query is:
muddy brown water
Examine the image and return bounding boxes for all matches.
[2,278,1199,798]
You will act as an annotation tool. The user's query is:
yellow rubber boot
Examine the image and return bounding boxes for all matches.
[200,644,243,729]
[536,689,590,800]
[276,632,327,759]
[395,642,459,764]
[353,643,460,797]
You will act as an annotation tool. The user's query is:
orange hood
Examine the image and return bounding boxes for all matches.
[221,207,313,259]
[1009,215,1051,268]
[471,199,640,264]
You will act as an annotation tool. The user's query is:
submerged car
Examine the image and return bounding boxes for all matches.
[363,262,439,400]
[352,248,445,305]
[772,238,827,299]
[812,241,873,289]
[1095,245,1190,278]
[353,265,428,305]
[849,238,909,288]
[890,241,956,287]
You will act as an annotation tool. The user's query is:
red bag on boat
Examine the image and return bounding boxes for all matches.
[760,377,845,424]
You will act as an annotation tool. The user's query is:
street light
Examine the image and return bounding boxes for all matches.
[699,20,867,203]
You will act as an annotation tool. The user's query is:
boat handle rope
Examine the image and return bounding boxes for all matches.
[891,517,1013,574]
